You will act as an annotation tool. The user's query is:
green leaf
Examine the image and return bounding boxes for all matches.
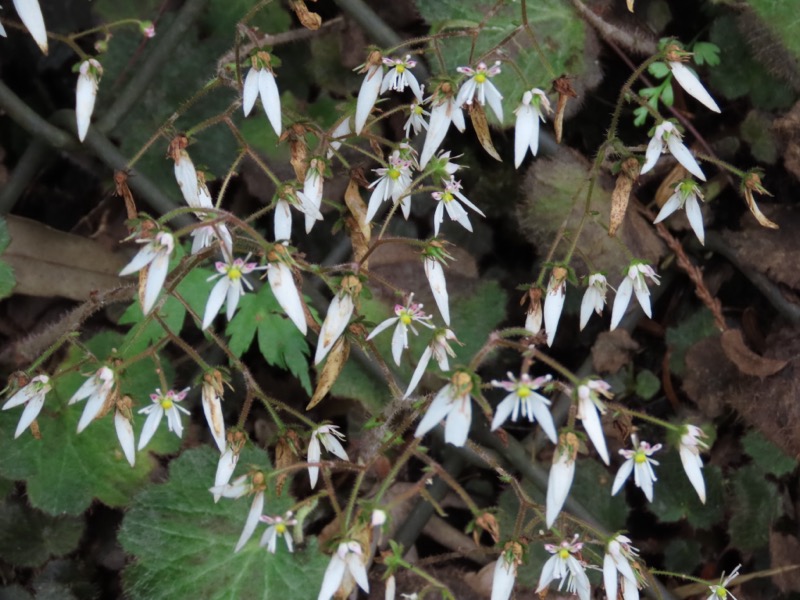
[663,538,702,575]
[729,464,781,551]
[119,446,328,600]
[742,431,797,477]
[635,369,660,400]
[570,458,629,531]
[740,110,778,165]
[0,217,17,300]
[648,61,670,79]
[648,451,724,529]
[0,331,179,515]
[660,81,674,107]
[692,42,720,67]
[665,308,718,377]
[633,106,648,127]
[0,497,84,567]
[119,294,187,355]
[416,0,590,127]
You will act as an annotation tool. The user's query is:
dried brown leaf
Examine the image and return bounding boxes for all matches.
[721,328,788,377]
[291,0,322,30]
[307,337,350,409]
[609,158,639,237]
[468,103,501,161]
[591,329,640,374]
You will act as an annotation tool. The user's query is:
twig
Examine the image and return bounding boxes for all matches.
[569,0,658,56]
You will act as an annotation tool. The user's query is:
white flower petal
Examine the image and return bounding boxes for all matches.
[268,263,307,335]
[544,284,566,347]
[579,288,596,331]
[235,491,265,552]
[13,0,47,54]
[366,316,399,341]
[445,395,471,447]
[546,451,575,528]
[314,294,355,365]
[514,108,535,168]
[346,551,370,593]
[669,62,720,113]
[114,410,136,467]
[491,557,516,600]
[404,345,433,399]
[308,436,321,489]
[4,379,47,410]
[530,401,558,444]
[355,64,382,134]
[242,68,259,117]
[685,195,705,245]
[604,553,619,600]
[653,192,683,224]
[119,245,158,277]
[75,69,98,142]
[633,283,652,319]
[143,252,170,314]
[14,392,45,439]
[666,135,706,181]
[420,102,451,168]
[579,396,609,464]
[274,199,292,242]
[258,69,282,136]
[414,384,453,439]
[174,152,200,208]
[640,134,662,176]
[391,322,406,366]
[610,277,633,330]
[202,277,229,330]
[485,82,504,122]
[213,448,239,501]
[318,554,346,600]
[225,282,241,321]
[202,389,226,453]
[76,390,107,433]
[611,459,634,496]
[424,258,450,325]
[491,395,516,431]
[680,445,706,503]
[137,406,163,450]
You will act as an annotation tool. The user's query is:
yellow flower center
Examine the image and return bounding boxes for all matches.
[400,313,412,325]
[558,548,569,559]
[388,167,401,180]
[413,106,423,115]
[276,523,287,535]
[634,450,647,464]
[160,398,174,409]
[475,72,487,83]
[396,65,406,74]
[228,267,242,280]
[517,386,531,398]
[442,191,454,203]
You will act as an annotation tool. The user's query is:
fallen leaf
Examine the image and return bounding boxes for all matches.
[468,103,502,162]
[721,329,788,377]
[591,329,640,374]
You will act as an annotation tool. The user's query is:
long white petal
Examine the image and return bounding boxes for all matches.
[274,199,292,242]
[346,552,370,593]
[414,385,453,439]
[202,278,229,330]
[637,463,655,501]
[13,0,47,54]
[485,82,504,122]
[546,453,575,528]
[119,245,158,276]
[258,69,282,136]
[242,68,259,117]
[143,252,169,314]
[491,396,516,431]
[611,460,633,495]
[317,555,346,600]
[530,400,558,444]
[114,411,136,467]
[424,258,450,325]
[445,395,471,447]
[669,62,720,113]
[633,283,652,319]
[514,108,534,168]
[314,294,354,365]
[137,406,163,449]
[77,391,107,433]
[235,491,264,552]
[69,377,99,405]
[75,72,98,142]
[225,282,241,321]
[667,136,706,181]
[685,195,705,245]
[174,153,200,208]
[579,398,609,464]
[4,382,42,410]
[491,557,516,600]
[653,192,683,224]
[610,277,633,330]
[640,134,662,175]
[14,393,45,438]
[530,112,541,157]
[202,390,226,453]
[213,448,239,501]
[390,322,406,366]
[419,103,451,168]
[366,317,398,341]
[268,263,307,335]
[404,345,433,399]
[307,436,321,489]
[680,446,706,503]
[579,288,596,331]
[355,65,382,134]
[544,286,566,347]
[604,553,618,600]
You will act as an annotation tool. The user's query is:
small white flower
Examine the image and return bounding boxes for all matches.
[679,424,709,504]
[2,375,51,439]
[580,273,607,330]
[75,59,102,142]
[302,157,326,232]
[242,55,282,136]
[314,278,359,365]
[535,534,591,600]
[610,262,661,330]
[707,565,741,600]
[274,198,292,242]
[612,435,663,502]
[576,379,612,465]
[404,100,429,138]
[191,223,234,257]
[371,508,387,527]
[267,261,307,335]
[668,61,720,113]
[137,387,190,450]
[308,424,349,489]
[490,373,556,443]
[201,375,226,453]
[544,267,568,347]
[259,511,297,554]
[381,55,423,101]
[491,549,519,600]
[414,373,474,447]
[641,121,706,181]
[119,231,175,315]
[456,61,504,122]
[432,176,485,236]
[405,328,459,399]
[603,534,641,600]
[366,151,414,223]
[514,88,551,168]
[367,294,433,366]
[209,472,251,501]
[420,90,466,168]
[114,408,136,468]
[212,445,240,502]
[546,433,578,528]
[173,146,200,208]
[525,289,543,335]
[317,541,370,600]
[423,249,451,325]
[202,256,261,330]
[13,0,47,54]
[69,367,115,434]
[327,117,351,158]
[355,57,384,134]
[654,179,706,244]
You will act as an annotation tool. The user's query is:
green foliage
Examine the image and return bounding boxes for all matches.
[416,0,589,127]
[0,331,179,515]
[648,452,724,529]
[663,538,702,575]
[742,431,797,477]
[0,217,17,300]
[635,369,661,400]
[0,497,84,568]
[665,308,718,377]
[692,42,720,67]
[729,464,781,551]
[226,284,313,394]
[740,110,778,165]
[570,458,629,531]
[119,446,328,600]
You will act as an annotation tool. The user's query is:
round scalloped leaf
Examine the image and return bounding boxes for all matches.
[119,446,328,600]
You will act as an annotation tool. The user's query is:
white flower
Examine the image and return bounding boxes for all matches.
[119,231,174,315]
[274,198,292,242]
[456,61,504,122]
[172,146,200,208]
[546,432,578,528]
[603,534,640,600]
[679,424,709,504]
[13,0,47,54]
[202,256,261,330]
[236,489,265,552]
[386,575,397,600]
[75,59,102,142]
[327,117,351,158]
[668,61,720,113]
[371,508,387,527]
[314,277,359,365]
[580,273,607,330]
[318,541,370,600]
[414,373,474,447]
[491,373,556,442]
[707,565,741,600]
[491,550,519,600]
[525,289,543,335]
[267,261,307,335]
[612,435,663,502]
[432,176,485,235]
[405,328,459,399]
[201,374,226,453]
[367,294,434,366]
[423,250,451,325]
[302,157,326,233]
[69,367,115,433]
[366,151,414,223]
[209,471,266,553]
[308,424,349,489]
[381,55,422,101]
[242,55,282,136]
[576,379,612,465]
[191,223,234,257]
[514,88,551,168]
[404,100,429,138]
[209,472,251,501]
[535,535,591,600]
[610,262,661,330]
[212,445,240,502]
[114,407,136,468]
[137,387,190,450]
[419,90,466,168]
[654,179,706,244]
[2,375,50,439]
[641,121,706,181]
[544,267,568,347]
[355,57,384,134]
[259,511,297,554]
